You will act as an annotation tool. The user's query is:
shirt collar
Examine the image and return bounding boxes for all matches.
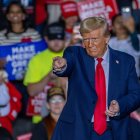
[102,47,109,62]
[95,47,109,63]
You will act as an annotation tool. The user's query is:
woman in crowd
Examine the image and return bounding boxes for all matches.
[0,2,42,138]
[31,86,66,140]
[0,1,40,45]
[109,13,140,78]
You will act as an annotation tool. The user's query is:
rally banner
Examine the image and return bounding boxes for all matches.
[0,39,47,80]
[77,0,118,26]
[26,85,50,116]
[26,92,47,116]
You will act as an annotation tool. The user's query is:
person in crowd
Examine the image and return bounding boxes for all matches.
[0,69,22,135]
[52,17,140,140]
[0,2,43,138]
[68,22,82,46]
[24,22,67,124]
[0,1,42,116]
[109,13,140,78]
[31,86,66,140]
[0,1,41,45]
[59,1,79,47]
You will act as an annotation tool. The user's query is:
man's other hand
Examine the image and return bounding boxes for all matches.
[105,100,120,117]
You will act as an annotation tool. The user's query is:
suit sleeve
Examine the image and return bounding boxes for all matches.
[117,57,140,118]
[54,47,75,77]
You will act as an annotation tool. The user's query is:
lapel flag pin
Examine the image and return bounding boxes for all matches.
[116,60,119,64]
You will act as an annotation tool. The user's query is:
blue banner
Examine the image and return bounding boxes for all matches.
[0,39,47,80]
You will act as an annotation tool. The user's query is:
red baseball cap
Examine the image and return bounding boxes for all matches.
[60,1,79,19]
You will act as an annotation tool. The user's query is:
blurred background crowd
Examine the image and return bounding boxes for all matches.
[0,0,140,140]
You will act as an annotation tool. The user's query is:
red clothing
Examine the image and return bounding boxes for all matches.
[0,82,22,134]
[35,0,47,25]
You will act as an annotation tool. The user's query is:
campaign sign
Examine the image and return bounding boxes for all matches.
[26,92,47,116]
[0,40,47,80]
[26,85,50,116]
[77,0,118,26]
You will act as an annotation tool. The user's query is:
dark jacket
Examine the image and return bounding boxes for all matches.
[31,115,56,140]
[52,46,140,140]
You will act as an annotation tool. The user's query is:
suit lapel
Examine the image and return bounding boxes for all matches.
[82,49,95,89]
[108,48,121,106]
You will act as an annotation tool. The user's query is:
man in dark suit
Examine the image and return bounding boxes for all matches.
[52,17,140,140]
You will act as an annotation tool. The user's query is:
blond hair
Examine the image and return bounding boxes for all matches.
[80,17,110,37]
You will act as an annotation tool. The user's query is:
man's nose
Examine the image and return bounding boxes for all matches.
[89,39,94,47]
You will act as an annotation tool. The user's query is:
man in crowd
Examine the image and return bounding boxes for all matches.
[24,22,67,123]
[52,17,140,140]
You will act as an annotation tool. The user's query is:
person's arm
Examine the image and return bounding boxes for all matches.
[27,71,56,96]
[123,16,140,51]
[24,56,52,96]
[53,47,75,77]
[27,75,49,97]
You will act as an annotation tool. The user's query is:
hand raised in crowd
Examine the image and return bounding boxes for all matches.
[53,57,67,72]
[106,100,120,117]
[122,16,135,33]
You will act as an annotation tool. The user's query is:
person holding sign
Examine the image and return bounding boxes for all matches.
[52,17,140,140]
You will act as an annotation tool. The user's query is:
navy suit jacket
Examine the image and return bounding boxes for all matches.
[52,46,140,140]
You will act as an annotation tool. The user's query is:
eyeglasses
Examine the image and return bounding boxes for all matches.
[82,37,102,44]
[49,98,65,104]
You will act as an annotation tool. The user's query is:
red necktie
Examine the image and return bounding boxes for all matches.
[94,58,107,135]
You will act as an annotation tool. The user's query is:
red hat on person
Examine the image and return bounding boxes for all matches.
[60,1,78,19]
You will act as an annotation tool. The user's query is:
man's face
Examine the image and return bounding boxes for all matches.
[82,28,110,58]
[47,39,65,52]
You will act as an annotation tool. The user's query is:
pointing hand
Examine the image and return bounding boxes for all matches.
[53,56,67,71]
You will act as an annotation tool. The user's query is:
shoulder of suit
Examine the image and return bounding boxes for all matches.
[110,47,135,61]
[64,46,85,53]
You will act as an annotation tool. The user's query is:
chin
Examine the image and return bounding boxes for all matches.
[87,51,98,58]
